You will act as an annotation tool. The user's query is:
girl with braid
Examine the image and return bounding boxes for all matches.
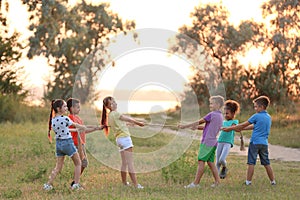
[43,99,87,191]
[101,96,145,189]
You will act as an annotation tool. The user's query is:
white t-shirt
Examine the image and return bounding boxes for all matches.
[52,115,73,139]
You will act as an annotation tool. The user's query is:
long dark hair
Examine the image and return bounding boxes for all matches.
[48,99,65,142]
[101,96,113,136]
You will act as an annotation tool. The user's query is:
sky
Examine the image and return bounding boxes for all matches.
[2,0,269,108]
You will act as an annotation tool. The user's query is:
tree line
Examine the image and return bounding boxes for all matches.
[0,0,299,122]
[171,0,299,107]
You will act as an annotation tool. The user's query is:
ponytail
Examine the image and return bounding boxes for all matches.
[47,100,55,143]
[101,105,109,136]
[47,99,64,142]
[101,96,112,136]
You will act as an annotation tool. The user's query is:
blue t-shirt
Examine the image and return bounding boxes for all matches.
[218,119,239,147]
[248,110,271,145]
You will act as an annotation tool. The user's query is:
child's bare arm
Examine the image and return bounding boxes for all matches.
[120,114,145,127]
[71,125,106,133]
[242,124,254,130]
[73,123,87,131]
[192,125,204,130]
[222,121,251,132]
[178,118,205,129]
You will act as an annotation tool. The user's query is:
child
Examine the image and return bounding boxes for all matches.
[178,95,224,188]
[66,98,105,186]
[216,100,241,179]
[101,96,145,189]
[222,96,276,186]
[43,99,87,191]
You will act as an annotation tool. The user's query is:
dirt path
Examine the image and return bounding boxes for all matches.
[153,127,300,162]
[230,136,300,162]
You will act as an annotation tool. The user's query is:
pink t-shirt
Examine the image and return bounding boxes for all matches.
[201,110,223,147]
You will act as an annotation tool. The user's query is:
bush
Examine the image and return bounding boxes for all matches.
[161,149,199,184]
[0,95,48,123]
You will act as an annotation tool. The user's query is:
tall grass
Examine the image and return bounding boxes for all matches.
[0,121,299,199]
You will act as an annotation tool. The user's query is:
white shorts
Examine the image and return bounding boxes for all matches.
[116,136,133,151]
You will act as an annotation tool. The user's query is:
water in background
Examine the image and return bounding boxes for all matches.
[94,100,179,114]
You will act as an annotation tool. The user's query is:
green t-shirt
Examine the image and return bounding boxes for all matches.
[218,119,239,147]
[108,111,130,138]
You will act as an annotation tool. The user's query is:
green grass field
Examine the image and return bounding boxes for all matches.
[0,120,299,199]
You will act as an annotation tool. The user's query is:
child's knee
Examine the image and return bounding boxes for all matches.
[81,158,88,168]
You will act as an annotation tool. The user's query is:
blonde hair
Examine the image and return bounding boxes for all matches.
[210,95,225,108]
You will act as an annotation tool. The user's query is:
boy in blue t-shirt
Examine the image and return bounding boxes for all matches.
[222,96,276,186]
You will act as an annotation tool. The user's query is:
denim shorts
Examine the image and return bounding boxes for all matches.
[247,142,270,165]
[116,136,134,152]
[56,138,77,157]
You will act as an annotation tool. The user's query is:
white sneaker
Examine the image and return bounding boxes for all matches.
[136,184,144,189]
[271,180,276,185]
[184,182,200,188]
[43,183,53,191]
[71,183,83,190]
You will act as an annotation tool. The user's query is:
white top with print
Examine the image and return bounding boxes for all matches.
[52,115,73,139]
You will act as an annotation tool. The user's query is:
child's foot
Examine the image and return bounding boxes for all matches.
[211,182,219,188]
[71,183,84,190]
[245,180,252,186]
[123,181,130,186]
[219,167,228,179]
[184,182,200,188]
[271,180,276,185]
[43,183,53,191]
[70,180,75,187]
[136,183,144,189]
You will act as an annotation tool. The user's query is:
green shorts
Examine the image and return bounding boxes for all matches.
[198,143,217,162]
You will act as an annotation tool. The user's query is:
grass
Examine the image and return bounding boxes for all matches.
[0,120,299,199]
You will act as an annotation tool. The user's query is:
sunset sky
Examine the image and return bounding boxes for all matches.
[2,0,269,109]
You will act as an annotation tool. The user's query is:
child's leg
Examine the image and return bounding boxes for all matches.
[71,152,82,184]
[124,147,138,186]
[80,145,88,174]
[208,161,220,184]
[47,156,65,185]
[215,144,222,173]
[193,160,205,184]
[219,143,231,167]
[120,151,128,184]
[246,164,255,181]
[264,165,275,181]
[246,142,258,183]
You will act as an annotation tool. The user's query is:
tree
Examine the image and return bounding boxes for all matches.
[0,11,28,122]
[0,13,26,98]
[170,3,259,104]
[257,0,300,102]
[21,0,135,103]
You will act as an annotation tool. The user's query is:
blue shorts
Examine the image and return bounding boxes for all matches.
[56,138,77,157]
[247,142,270,165]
